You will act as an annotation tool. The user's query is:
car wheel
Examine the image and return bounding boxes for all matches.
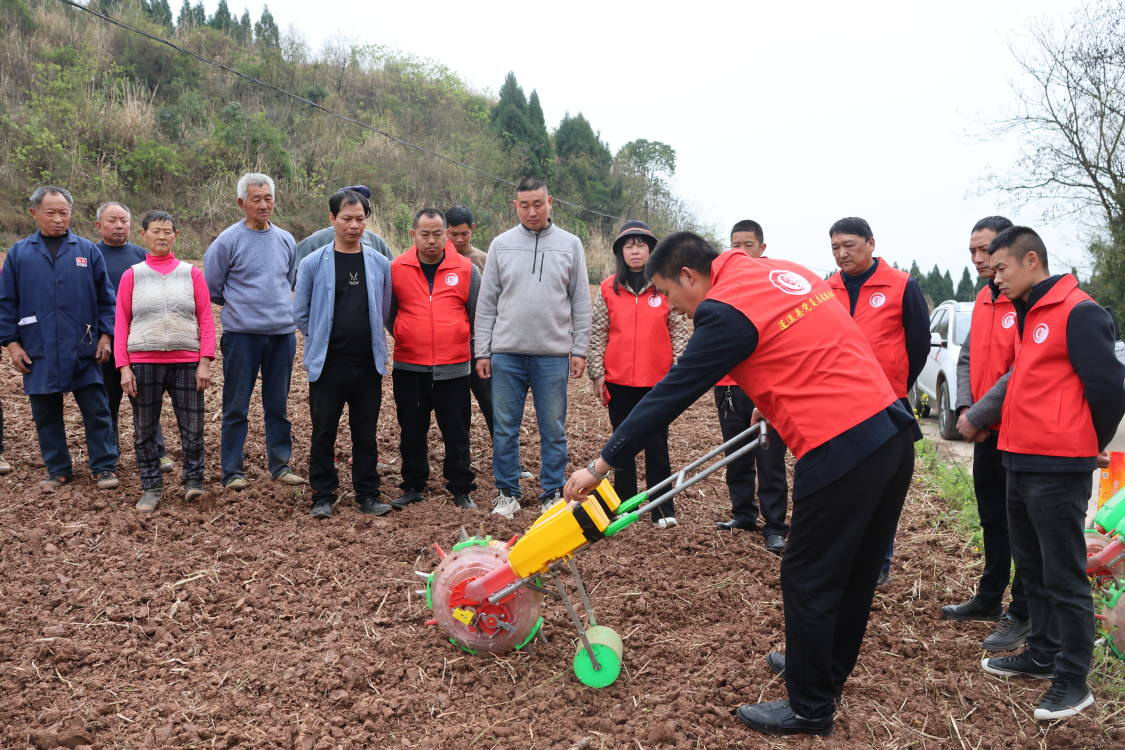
[910,385,931,418]
[938,380,959,441]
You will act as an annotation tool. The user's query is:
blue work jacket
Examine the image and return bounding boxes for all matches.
[293,243,391,382]
[0,231,116,394]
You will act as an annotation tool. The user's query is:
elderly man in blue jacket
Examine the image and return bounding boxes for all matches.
[0,186,120,490]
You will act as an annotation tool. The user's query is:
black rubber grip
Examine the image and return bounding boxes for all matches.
[572,505,604,544]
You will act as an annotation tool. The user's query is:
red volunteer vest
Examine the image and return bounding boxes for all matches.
[707,252,898,458]
[600,277,674,388]
[828,259,910,397]
[968,284,1018,431]
[998,275,1098,457]
[391,244,472,366]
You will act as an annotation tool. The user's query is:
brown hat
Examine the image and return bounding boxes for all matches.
[612,220,657,255]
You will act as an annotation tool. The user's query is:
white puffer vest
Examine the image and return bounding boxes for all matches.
[126,261,200,352]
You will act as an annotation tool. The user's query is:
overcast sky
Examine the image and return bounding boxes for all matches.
[196,0,1095,279]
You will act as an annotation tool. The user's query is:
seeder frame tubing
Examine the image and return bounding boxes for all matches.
[485,421,769,606]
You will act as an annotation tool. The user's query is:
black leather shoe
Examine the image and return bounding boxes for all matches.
[736,700,832,736]
[452,494,477,509]
[941,596,1002,622]
[765,534,786,553]
[982,613,1031,651]
[766,652,785,674]
[715,518,759,531]
[310,497,334,519]
[358,496,393,516]
[391,490,424,510]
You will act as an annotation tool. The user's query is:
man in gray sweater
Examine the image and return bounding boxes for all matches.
[204,173,306,491]
[474,178,592,517]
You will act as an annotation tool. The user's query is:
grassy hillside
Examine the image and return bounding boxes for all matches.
[0,0,707,277]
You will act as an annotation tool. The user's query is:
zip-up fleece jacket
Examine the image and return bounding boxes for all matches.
[474,222,592,359]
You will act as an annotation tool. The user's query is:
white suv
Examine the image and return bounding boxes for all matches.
[912,300,974,440]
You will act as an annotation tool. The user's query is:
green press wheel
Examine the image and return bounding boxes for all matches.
[572,626,623,688]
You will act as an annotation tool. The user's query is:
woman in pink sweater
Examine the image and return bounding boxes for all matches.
[115,211,216,511]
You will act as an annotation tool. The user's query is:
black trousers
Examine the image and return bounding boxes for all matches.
[607,383,673,521]
[102,357,164,456]
[308,361,381,501]
[1007,469,1093,680]
[714,386,789,536]
[131,363,203,490]
[393,369,475,496]
[783,428,914,718]
[973,436,1027,619]
[469,368,494,437]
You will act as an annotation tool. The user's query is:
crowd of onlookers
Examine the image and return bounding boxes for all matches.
[2,172,1123,731]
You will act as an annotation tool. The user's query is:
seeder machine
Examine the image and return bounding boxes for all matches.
[417,421,770,688]
[1086,489,1125,658]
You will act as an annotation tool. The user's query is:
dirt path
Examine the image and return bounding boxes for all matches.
[0,342,1120,748]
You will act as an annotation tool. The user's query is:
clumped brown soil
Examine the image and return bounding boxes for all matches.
[0,337,1121,749]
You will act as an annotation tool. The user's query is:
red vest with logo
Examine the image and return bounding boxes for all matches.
[707,252,898,458]
[828,259,910,397]
[968,284,1018,431]
[998,275,1098,457]
[600,277,674,388]
[391,244,472,366]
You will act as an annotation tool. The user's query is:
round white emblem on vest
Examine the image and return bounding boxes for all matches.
[1001,312,1016,329]
[1033,323,1049,344]
[444,273,459,286]
[768,269,811,296]
[869,292,886,308]
[647,295,662,308]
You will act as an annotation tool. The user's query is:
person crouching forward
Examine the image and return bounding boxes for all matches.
[116,211,216,511]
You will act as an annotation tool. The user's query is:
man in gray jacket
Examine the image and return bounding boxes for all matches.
[474,178,592,517]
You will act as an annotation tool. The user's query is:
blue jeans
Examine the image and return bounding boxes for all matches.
[220,332,296,482]
[490,353,569,498]
[29,383,119,477]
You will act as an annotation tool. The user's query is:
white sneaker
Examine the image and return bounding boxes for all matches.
[491,493,521,519]
[519,469,534,480]
[654,516,678,530]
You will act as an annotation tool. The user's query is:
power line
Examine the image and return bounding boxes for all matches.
[54,0,636,226]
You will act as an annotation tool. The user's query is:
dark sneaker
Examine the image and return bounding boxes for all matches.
[39,475,72,491]
[942,595,1002,622]
[716,518,759,531]
[310,497,334,519]
[876,568,891,587]
[135,488,161,512]
[452,494,477,509]
[982,613,1031,652]
[981,651,1054,679]
[735,699,832,737]
[183,481,205,502]
[765,534,786,553]
[358,496,393,516]
[540,490,562,513]
[391,490,424,510]
[1034,678,1093,720]
[95,471,119,490]
[766,651,786,674]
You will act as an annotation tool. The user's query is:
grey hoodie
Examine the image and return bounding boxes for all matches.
[474,222,592,358]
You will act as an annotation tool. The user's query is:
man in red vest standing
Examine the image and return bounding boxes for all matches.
[388,209,479,511]
[979,227,1124,721]
[564,232,919,736]
[942,216,1030,652]
[827,217,929,585]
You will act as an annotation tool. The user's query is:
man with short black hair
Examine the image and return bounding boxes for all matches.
[294,185,393,264]
[979,227,1124,721]
[827,217,929,585]
[943,215,1030,652]
[0,186,120,490]
[388,208,479,511]
[205,172,306,491]
[93,201,172,474]
[564,231,918,736]
[295,189,392,519]
[475,178,592,518]
[714,220,790,553]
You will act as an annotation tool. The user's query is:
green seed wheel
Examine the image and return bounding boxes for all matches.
[572,626,623,688]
